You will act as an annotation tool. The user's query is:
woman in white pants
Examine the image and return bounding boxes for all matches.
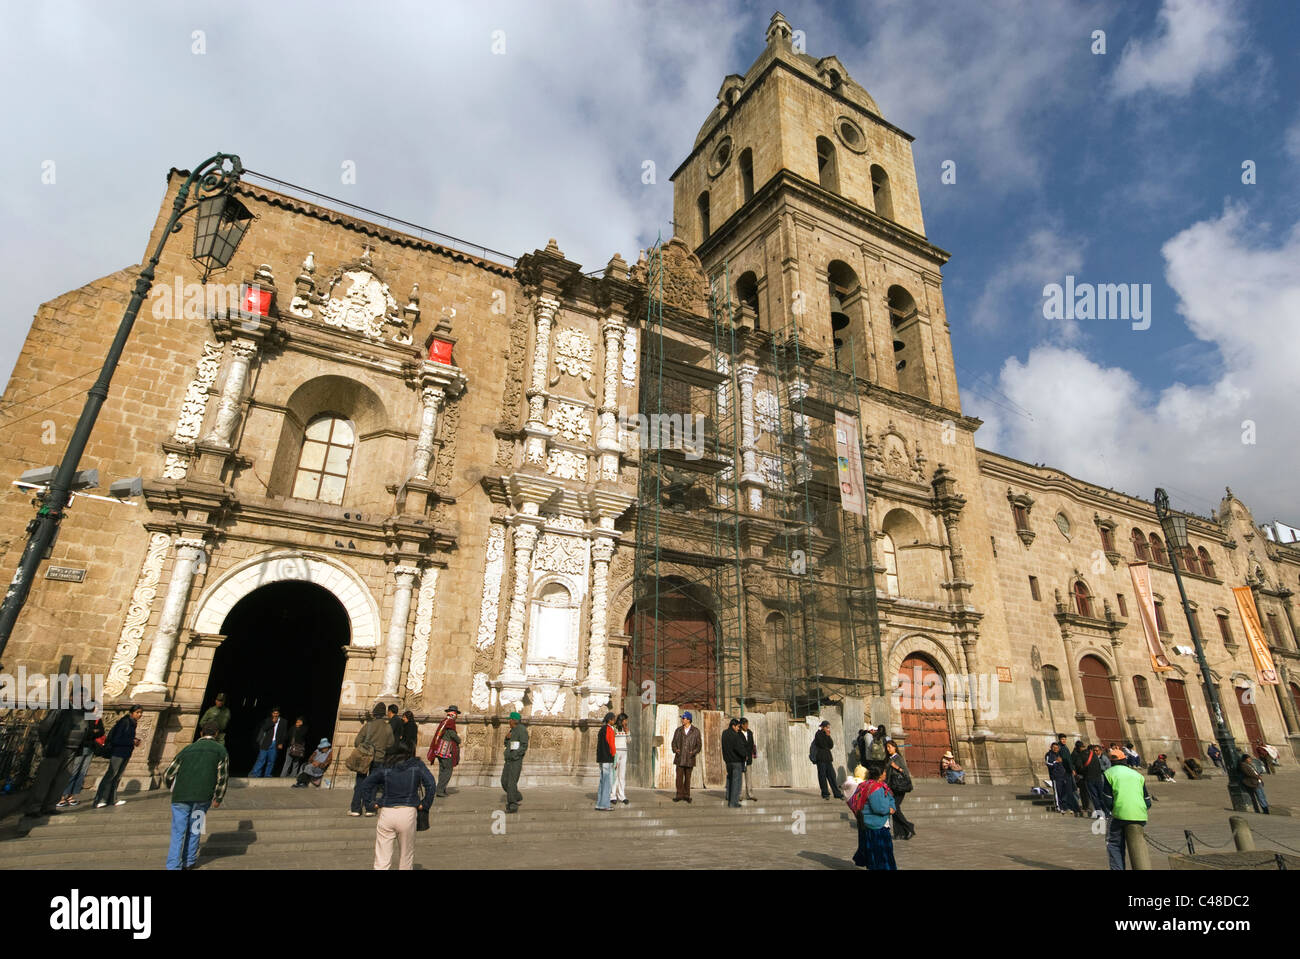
[612,713,630,805]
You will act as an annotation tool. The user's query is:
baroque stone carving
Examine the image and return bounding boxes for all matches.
[319,269,396,339]
[542,513,587,533]
[500,293,532,429]
[475,525,507,651]
[546,448,588,481]
[546,403,592,443]
[163,341,223,479]
[470,672,491,711]
[552,327,594,380]
[406,569,439,696]
[622,326,638,385]
[534,534,587,575]
[658,237,709,314]
[432,396,461,492]
[755,389,779,435]
[105,532,171,696]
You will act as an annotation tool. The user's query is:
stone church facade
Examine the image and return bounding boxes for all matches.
[2,14,1297,790]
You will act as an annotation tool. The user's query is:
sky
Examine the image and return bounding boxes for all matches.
[1,0,1297,522]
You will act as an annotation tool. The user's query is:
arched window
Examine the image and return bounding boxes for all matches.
[739,147,754,203]
[880,532,899,597]
[887,285,928,401]
[1197,547,1216,579]
[697,191,711,240]
[292,414,354,505]
[1148,533,1167,566]
[1042,665,1065,701]
[1132,528,1151,562]
[870,164,893,220]
[1177,545,1199,576]
[528,581,578,665]
[1154,598,1168,633]
[764,611,788,679]
[816,136,839,193]
[828,260,862,373]
[1132,675,1152,707]
[735,271,760,330]
[1073,580,1094,618]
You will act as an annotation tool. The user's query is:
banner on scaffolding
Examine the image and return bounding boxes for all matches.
[1128,562,1173,672]
[834,411,867,516]
[1232,586,1279,685]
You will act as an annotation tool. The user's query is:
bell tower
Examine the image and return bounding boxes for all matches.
[670,11,961,412]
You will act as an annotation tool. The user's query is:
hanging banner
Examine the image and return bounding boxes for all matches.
[1232,586,1279,685]
[1128,562,1172,671]
[834,411,867,516]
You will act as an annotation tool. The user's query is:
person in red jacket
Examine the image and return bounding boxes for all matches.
[595,711,617,810]
[426,705,461,797]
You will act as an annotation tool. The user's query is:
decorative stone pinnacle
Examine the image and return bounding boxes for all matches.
[766,11,793,45]
[302,252,316,275]
[254,263,275,286]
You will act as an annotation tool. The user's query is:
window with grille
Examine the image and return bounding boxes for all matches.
[292,414,354,505]
[1042,665,1065,701]
[1217,613,1234,644]
[1133,675,1152,707]
[1198,547,1216,579]
[1029,575,1041,601]
[1117,593,1128,617]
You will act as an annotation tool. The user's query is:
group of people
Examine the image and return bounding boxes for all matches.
[23,703,144,816]
[1044,734,1144,817]
[666,712,758,805]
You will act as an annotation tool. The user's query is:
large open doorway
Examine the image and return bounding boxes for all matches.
[625,579,719,712]
[200,581,349,776]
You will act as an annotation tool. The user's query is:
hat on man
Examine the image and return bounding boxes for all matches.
[508,711,522,721]
[819,720,831,728]
[682,711,693,721]
[943,750,954,759]
[1109,747,1126,761]
[318,738,331,748]
[445,705,460,714]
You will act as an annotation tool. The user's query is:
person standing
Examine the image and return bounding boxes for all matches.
[361,741,436,870]
[1081,744,1109,816]
[250,707,288,777]
[1237,753,1269,814]
[813,721,843,800]
[1103,747,1153,869]
[58,716,104,808]
[501,711,528,813]
[740,717,757,802]
[426,705,461,798]
[850,761,897,870]
[25,708,80,817]
[1255,744,1276,775]
[1046,741,1082,816]
[349,703,395,817]
[884,740,914,839]
[868,726,887,763]
[94,705,143,808]
[399,711,418,752]
[671,712,702,803]
[595,711,617,811]
[280,716,310,779]
[1071,740,1091,813]
[161,723,228,870]
[721,718,748,808]
[198,694,230,744]
[387,704,404,755]
[612,713,630,805]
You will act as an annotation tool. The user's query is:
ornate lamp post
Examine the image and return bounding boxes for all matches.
[1154,487,1250,812]
[0,154,250,663]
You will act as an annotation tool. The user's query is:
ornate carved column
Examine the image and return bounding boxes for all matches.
[523,296,560,464]
[736,363,765,510]
[405,568,439,697]
[1274,662,1300,734]
[500,520,541,683]
[596,314,624,482]
[202,339,257,446]
[410,386,444,480]
[381,566,420,697]
[134,537,207,697]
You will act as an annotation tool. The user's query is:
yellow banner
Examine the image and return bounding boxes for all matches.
[1232,586,1279,685]
[1129,562,1172,671]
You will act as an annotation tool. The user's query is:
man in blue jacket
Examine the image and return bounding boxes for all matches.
[94,705,143,808]
[360,742,436,870]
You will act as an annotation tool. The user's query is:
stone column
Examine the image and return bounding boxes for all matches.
[737,364,759,477]
[203,340,257,446]
[500,522,541,680]
[597,315,624,481]
[587,537,614,683]
[1274,663,1300,734]
[958,636,992,736]
[1107,639,1142,752]
[381,566,419,697]
[410,386,444,480]
[1059,630,1088,736]
[524,296,559,464]
[134,538,207,697]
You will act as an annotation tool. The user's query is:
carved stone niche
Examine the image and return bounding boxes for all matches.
[1007,488,1036,547]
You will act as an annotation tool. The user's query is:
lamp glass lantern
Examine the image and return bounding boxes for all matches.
[193,193,253,272]
[1160,511,1189,552]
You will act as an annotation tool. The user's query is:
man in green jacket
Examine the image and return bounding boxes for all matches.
[198,693,230,744]
[1102,746,1152,870]
[501,711,528,813]
[162,723,229,870]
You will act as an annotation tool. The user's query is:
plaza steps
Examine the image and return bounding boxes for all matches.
[0,779,1062,870]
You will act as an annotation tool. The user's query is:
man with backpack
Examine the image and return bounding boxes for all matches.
[348,703,395,817]
[94,705,143,808]
[813,720,843,800]
[24,707,80,817]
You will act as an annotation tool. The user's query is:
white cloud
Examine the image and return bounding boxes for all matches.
[1112,0,1246,98]
[972,228,1085,338]
[970,202,1300,520]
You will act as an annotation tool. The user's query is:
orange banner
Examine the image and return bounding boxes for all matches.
[1129,562,1172,671]
[1232,586,1279,685]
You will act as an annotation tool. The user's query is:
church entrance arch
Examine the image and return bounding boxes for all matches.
[201,581,349,776]
[624,577,719,712]
[897,653,952,773]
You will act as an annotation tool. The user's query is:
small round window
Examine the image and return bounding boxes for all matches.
[836,116,867,153]
[708,136,733,177]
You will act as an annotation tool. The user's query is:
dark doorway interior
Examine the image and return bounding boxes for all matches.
[200,581,349,776]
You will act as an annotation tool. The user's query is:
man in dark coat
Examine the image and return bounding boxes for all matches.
[721,718,748,808]
[814,720,843,800]
[740,717,757,802]
[351,703,396,816]
[94,705,143,807]
[198,693,230,744]
[250,707,288,777]
[25,708,80,816]
[1080,743,1109,816]
[671,712,702,803]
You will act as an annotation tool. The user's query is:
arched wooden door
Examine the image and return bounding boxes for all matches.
[1236,686,1264,751]
[625,594,718,711]
[898,654,952,775]
[1079,655,1124,744]
[1165,679,1201,759]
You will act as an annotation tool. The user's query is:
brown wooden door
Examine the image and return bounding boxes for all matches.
[1165,679,1202,759]
[626,599,717,711]
[1079,655,1124,744]
[898,654,952,776]
[1236,686,1264,751]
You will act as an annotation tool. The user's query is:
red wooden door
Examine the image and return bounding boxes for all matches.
[898,654,952,776]
[1165,679,1201,759]
[1236,686,1264,751]
[1079,655,1124,744]
[626,599,717,711]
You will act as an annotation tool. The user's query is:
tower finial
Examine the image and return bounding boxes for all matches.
[766,12,793,46]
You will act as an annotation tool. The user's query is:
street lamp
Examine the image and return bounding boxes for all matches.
[0,153,249,664]
[1154,487,1250,812]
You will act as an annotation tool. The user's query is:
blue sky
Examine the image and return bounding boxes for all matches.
[1,0,1297,521]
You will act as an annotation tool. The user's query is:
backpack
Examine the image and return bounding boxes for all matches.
[846,780,870,814]
[809,740,819,764]
[887,759,912,795]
